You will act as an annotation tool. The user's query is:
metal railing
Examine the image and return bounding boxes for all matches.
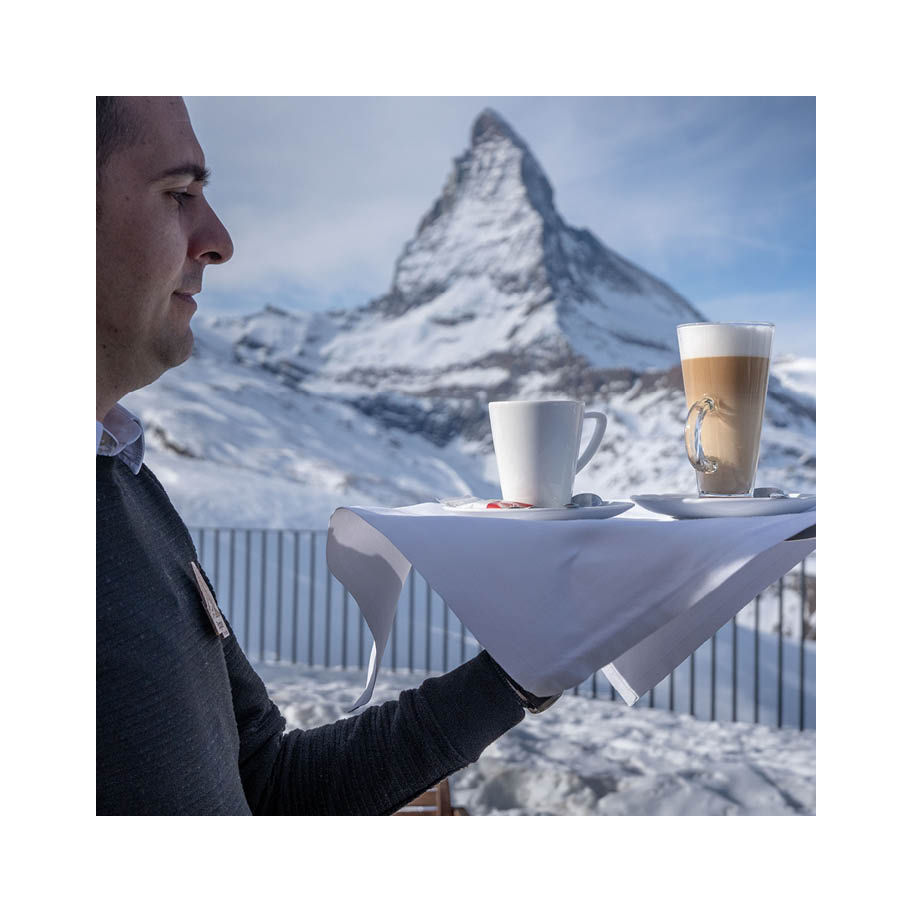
[189,527,816,731]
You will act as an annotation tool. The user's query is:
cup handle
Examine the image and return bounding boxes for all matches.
[684,397,718,474]
[576,411,607,474]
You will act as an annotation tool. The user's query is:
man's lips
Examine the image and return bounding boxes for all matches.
[173,291,198,311]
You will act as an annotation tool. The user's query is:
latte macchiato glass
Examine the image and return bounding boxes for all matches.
[676,322,774,496]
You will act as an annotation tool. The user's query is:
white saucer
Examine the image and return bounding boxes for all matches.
[441,501,634,521]
[630,492,815,519]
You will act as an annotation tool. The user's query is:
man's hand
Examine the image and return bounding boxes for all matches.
[480,651,562,714]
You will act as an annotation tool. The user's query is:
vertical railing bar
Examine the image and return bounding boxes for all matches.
[591,671,597,699]
[409,567,415,672]
[754,594,760,724]
[244,529,251,652]
[391,585,398,671]
[799,560,807,732]
[199,528,207,571]
[573,682,579,696]
[689,651,695,717]
[308,533,315,667]
[408,571,415,673]
[710,632,717,722]
[669,664,675,712]
[259,531,267,663]
[359,601,365,670]
[342,587,349,670]
[228,529,236,626]
[292,531,300,664]
[213,529,220,599]
[648,686,654,708]
[777,576,784,728]
[460,619,466,666]
[324,558,332,668]
[425,580,432,673]
[442,603,449,671]
[276,530,283,662]
[732,615,738,722]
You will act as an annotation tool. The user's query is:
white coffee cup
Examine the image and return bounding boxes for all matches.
[488,400,608,507]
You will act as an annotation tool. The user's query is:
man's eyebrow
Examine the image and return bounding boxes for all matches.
[150,163,211,185]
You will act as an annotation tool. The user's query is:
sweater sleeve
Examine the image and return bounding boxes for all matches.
[220,631,525,815]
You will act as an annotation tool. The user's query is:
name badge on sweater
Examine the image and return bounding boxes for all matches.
[190,561,230,639]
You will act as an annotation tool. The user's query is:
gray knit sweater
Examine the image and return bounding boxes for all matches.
[96,455,524,815]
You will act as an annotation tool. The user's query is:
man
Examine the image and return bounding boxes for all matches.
[96,96,558,815]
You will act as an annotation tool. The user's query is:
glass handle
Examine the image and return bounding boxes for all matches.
[684,397,718,474]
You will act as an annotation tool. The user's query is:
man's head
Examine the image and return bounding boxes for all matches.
[96,96,140,180]
[96,96,233,419]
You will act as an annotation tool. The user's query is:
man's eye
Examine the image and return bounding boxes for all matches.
[169,191,196,207]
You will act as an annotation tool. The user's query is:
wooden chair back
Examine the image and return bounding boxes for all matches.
[394,778,468,816]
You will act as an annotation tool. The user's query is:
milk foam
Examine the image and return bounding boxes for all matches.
[677,323,774,360]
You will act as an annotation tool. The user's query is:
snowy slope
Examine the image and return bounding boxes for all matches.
[772,355,817,399]
[124,319,491,529]
[256,663,815,815]
[125,314,815,531]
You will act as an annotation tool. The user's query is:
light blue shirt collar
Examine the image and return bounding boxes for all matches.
[96,402,145,474]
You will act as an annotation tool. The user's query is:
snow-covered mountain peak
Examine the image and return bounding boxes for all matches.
[471,107,525,147]
[468,106,556,218]
[355,109,704,373]
[372,108,555,327]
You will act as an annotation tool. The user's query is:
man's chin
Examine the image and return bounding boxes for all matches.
[156,325,195,374]
[174,326,195,367]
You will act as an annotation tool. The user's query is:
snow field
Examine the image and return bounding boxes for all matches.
[256,663,815,815]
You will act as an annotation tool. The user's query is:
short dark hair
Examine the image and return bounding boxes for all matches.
[96,96,139,178]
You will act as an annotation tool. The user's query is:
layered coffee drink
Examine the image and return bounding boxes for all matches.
[677,323,774,496]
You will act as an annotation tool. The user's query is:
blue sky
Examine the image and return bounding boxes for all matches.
[185,96,815,357]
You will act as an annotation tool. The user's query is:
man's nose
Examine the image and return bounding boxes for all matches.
[191,198,234,266]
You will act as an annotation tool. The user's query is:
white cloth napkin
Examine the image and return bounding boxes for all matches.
[326,503,816,711]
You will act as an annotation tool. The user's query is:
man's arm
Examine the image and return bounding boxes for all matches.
[220,631,525,815]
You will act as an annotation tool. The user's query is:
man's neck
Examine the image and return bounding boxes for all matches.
[97,353,140,421]
[97,379,130,422]
[97,391,118,423]
[97,343,162,421]
[97,345,124,421]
